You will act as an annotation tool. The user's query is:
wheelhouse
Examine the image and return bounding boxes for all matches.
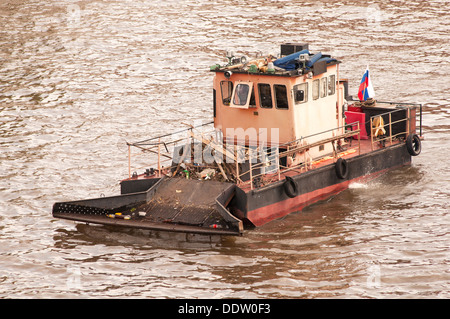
[211,43,347,160]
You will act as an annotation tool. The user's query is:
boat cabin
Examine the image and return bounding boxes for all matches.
[211,43,347,159]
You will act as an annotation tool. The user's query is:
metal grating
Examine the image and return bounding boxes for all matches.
[53,202,109,216]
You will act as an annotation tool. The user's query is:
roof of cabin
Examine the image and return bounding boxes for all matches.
[210,44,340,78]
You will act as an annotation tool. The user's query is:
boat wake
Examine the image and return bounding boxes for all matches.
[348,182,370,189]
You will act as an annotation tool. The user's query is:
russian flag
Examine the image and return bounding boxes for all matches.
[358,66,375,101]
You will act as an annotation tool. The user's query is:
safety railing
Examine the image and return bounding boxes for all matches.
[125,120,361,188]
[236,122,362,190]
[369,104,421,151]
[125,102,422,190]
[126,121,214,178]
[374,101,423,136]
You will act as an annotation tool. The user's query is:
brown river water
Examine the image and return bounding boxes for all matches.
[0,0,449,299]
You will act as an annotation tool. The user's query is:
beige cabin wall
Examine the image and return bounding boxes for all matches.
[292,65,339,158]
[213,64,343,155]
[214,73,295,146]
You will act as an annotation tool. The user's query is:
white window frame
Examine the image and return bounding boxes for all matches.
[230,81,253,109]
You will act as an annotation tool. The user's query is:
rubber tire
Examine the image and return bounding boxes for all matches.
[335,158,349,179]
[283,176,298,198]
[406,134,421,156]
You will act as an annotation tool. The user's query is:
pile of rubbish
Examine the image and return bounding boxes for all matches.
[170,137,240,183]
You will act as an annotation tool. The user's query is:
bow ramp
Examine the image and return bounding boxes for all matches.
[53,177,243,236]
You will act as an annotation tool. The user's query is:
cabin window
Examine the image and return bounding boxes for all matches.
[274,84,289,109]
[312,79,319,100]
[220,81,233,105]
[230,81,254,109]
[232,83,250,106]
[249,83,256,108]
[320,77,328,98]
[328,75,336,95]
[258,83,273,108]
[294,83,308,104]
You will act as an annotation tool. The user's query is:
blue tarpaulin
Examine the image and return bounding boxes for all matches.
[305,52,322,68]
[316,56,338,65]
[273,49,309,70]
[273,51,336,71]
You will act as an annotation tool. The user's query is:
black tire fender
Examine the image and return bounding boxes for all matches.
[283,176,298,198]
[335,158,349,179]
[406,134,421,156]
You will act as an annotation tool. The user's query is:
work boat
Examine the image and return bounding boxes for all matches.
[53,43,423,236]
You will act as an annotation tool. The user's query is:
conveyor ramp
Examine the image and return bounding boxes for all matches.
[53,177,243,236]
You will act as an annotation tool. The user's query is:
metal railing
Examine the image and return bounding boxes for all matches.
[124,102,422,190]
[236,123,362,189]
[368,103,422,151]
[372,101,423,136]
[126,121,214,178]
[125,120,361,186]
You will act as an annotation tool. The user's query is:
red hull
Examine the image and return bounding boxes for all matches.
[246,159,410,227]
[248,172,375,226]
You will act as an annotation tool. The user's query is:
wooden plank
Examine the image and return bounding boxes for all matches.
[189,131,237,163]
